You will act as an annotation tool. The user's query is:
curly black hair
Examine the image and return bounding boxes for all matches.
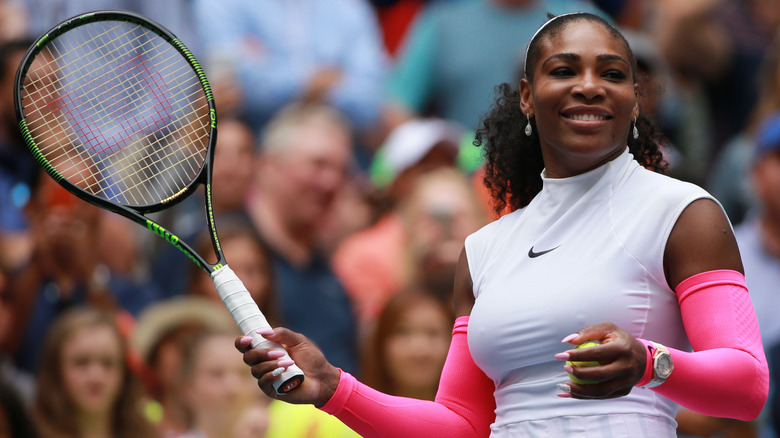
[474,13,668,215]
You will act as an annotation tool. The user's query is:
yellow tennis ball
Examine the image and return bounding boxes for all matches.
[566,341,600,384]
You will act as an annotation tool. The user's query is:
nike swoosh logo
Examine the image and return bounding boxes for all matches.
[528,245,560,258]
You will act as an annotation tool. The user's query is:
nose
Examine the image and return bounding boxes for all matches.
[572,71,604,101]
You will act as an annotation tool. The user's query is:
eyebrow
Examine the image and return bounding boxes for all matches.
[541,53,630,68]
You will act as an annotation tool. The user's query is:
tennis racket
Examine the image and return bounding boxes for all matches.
[14,10,304,394]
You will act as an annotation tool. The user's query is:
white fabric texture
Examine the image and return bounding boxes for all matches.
[465,148,714,437]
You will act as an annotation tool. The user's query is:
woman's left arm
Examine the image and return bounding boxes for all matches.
[649,198,768,420]
[561,199,768,420]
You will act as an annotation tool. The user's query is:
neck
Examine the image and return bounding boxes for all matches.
[249,193,315,267]
[78,411,113,438]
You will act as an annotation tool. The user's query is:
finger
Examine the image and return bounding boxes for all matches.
[573,322,618,344]
[242,347,280,366]
[261,326,309,350]
[235,335,253,353]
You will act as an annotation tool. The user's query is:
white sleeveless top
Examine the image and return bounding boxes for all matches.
[465,149,714,437]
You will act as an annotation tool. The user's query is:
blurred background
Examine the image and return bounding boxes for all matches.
[0,0,778,437]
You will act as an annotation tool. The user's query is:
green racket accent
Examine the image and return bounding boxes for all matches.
[172,38,214,102]
[19,120,63,182]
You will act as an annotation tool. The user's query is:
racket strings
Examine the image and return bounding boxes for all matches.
[21,20,210,206]
[27,24,204,167]
[35,74,209,199]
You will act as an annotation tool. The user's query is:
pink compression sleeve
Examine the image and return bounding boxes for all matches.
[319,316,495,437]
[639,270,768,421]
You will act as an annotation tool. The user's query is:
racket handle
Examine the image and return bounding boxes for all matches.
[211,265,305,394]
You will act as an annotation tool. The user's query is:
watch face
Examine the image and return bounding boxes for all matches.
[656,354,673,378]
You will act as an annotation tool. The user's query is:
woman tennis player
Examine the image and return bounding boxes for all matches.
[236,13,768,437]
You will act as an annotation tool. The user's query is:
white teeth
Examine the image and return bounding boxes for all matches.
[567,114,607,121]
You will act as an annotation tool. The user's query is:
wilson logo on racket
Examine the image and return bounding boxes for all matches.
[146,220,200,268]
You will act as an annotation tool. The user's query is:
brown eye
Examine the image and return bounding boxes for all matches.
[603,70,626,80]
[551,67,574,77]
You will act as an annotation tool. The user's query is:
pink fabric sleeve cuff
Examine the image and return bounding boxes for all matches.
[634,339,654,387]
[639,270,768,421]
[319,316,495,437]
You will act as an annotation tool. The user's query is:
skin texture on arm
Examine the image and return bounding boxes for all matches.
[453,247,476,318]
[663,198,744,286]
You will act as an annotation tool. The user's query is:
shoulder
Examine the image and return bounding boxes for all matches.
[466,209,522,246]
[622,165,712,205]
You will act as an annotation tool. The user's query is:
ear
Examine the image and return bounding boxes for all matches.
[519,78,534,118]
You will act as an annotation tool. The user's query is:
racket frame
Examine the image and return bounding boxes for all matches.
[13,10,223,275]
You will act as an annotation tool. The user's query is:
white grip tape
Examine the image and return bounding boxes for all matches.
[212,265,304,394]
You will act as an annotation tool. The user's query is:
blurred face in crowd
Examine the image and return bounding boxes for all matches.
[384,295,451,395]
[185,335,254,430]
[521,19,637,178]
[262,118,351,229]
[61,325,124,416]
[212,119,255,212]
[222,236,272,307]
[753,149,780,218]
[403,169,486,295]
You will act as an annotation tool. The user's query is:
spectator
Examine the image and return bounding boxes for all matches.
[333,118,462,324]
[192,0,387,138]
[150,117,259,299]
[188,222,281,327]
[336,165,486,330]
[247,102,359,375]
[383,0,604,131]
[734,113,780,437]
[4,172,158,374]
[176,330,256,438]
[362,288,453,400]
[132,296,237,438]
[0,39,38,273]
[707,31,780,225]
[17,0,204,57]
[33,307,157,438]
[651,0,780,184]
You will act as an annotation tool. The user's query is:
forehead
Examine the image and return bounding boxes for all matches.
[537,19,629,61]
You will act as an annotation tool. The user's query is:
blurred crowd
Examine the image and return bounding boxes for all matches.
[0,0,779,437]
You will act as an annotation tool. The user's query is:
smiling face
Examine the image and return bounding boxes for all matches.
[521,19,638,178]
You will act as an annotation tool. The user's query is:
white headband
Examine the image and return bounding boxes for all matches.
[523,12,586,77]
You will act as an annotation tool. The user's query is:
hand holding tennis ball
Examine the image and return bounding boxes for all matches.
[566,341,600,384]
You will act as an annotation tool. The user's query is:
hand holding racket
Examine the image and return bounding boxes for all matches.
[14,10,304,394]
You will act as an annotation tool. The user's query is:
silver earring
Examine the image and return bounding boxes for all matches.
[525,115,532,137]
[632,118,639,139]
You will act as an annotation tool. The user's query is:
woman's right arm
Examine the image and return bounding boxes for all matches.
[236,248,496,437]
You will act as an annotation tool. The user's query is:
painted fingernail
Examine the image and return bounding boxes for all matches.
[256,328,275,336]
[267,350,285,359]
[239,336,253,346]
[564,365,574,374]
[272,367,284,377]
[557,383,572,393]
[561,333,579,343]
[277,359,295,368]
[557,392,573,398]
[554,352,570,361]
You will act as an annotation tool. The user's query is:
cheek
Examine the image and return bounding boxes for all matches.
[385,337,411,376]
